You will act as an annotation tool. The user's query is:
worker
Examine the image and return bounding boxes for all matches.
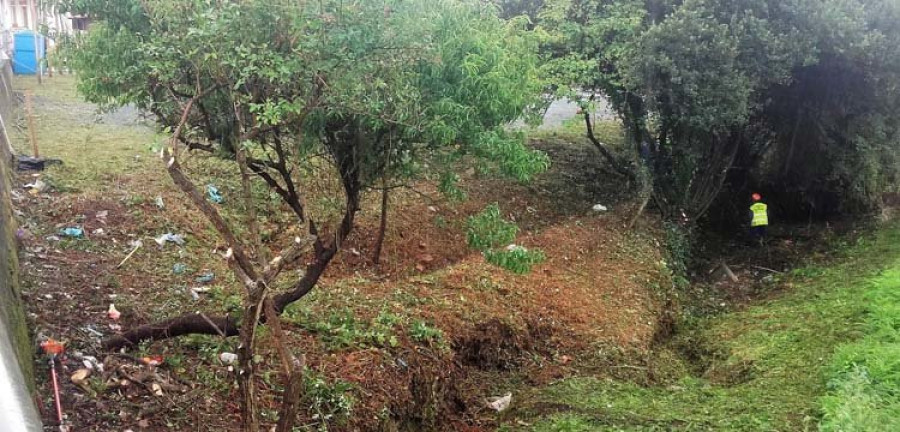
[749,193,769,243]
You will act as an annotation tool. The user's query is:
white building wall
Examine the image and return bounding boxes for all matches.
[1,0,75,56]
[1,0,34,30]
[2,0,74,33]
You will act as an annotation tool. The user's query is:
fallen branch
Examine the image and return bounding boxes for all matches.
[751,265,782,274]
[102,218,344,350]
[721,262,739,283]
[102,313,239,350]
[198,312,227,338]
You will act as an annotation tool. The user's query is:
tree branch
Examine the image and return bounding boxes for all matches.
[247,160,306,222]
[235,103,268,265]
[177,137,215,153]
[102,313,239,350]
[165,155,260,281]
[583,108,634,179]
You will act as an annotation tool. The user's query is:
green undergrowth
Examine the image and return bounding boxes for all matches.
[512,223,900,431]
[467,203,546,274]
[527,117,625,148]
[820,261,900,430]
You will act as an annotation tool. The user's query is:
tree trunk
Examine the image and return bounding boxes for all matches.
[583,109,633,179]
[265,299,304,432]
[627,190,652,230]
[275,369,304,432]
[237,289,264,432]
[372,186,388,265]
[236,278,268,432]
[102,194,356,351]
[166,157,259,281]
[237,145,267,265]
[627,165,653,230]
[781,107,803,178]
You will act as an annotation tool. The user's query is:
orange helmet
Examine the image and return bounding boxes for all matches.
[752,193,762,202]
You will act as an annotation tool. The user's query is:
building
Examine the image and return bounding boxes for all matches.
[1,0,35,30]
[0,0,80,70]
[1,0,75,56]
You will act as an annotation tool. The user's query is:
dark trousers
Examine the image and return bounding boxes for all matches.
[750,226,767,242]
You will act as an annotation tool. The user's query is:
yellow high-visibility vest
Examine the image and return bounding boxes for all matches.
[750,202,768,227]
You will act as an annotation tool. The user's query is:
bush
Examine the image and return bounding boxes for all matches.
[467,204,546,273]
[484,246,546,275]
[466,203,518,251]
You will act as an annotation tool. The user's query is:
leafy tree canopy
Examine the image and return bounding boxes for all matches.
[59,0,550,351]
[62,0,548,195]
[538,0,900,221]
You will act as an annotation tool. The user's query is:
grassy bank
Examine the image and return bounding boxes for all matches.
[820,254,900,430]
[512,223,900,431]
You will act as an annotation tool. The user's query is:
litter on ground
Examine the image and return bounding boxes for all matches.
[60,227,84,238]
[195,272,215,284]
[487,393,512,412]
[219,352,238,365]
[155,233,185,246]
[173,263,188,274]
[107,304,121,321]
[206,185,224,204]
[24,179,47,194]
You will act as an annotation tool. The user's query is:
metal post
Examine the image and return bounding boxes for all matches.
[25,90,38,157]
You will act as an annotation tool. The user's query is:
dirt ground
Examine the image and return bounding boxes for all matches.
[10,76,671,431]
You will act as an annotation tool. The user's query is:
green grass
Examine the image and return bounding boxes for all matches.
[820,265,900,431]
[514,224,900,431]
[528,118,626,149]
[10,76,162,192]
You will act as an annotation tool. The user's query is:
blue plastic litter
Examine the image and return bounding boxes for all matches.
[155,233,185,246]
[60,227,84,238]
[196,273,215,284]
[173,263,188,275]
[206,185,223,204]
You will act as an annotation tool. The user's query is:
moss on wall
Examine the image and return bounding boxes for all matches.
[0,58,35,389]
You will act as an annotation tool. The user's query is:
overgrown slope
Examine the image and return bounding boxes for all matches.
[514,223,900,431]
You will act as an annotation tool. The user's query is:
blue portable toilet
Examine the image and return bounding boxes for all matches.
[12,31,45,75]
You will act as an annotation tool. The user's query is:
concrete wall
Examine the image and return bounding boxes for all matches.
[0,55,42,431]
